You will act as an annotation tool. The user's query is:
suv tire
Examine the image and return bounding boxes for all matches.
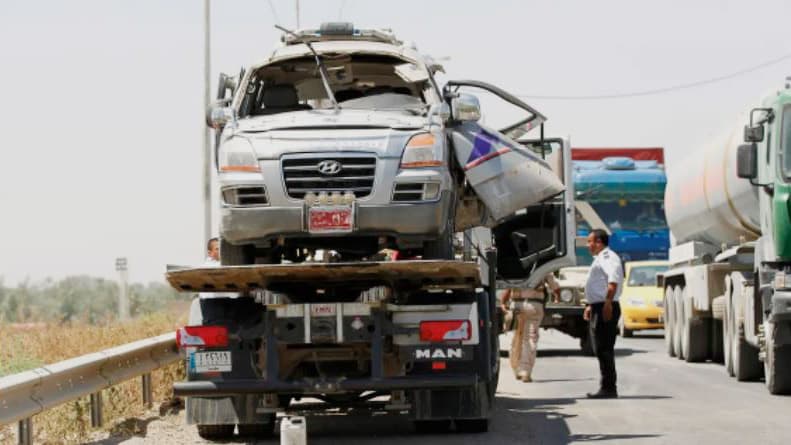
[220,238,253,265]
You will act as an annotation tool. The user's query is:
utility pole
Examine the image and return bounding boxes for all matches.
[115,257,129,321]
[295,0,300,28]
[203,0,212,245]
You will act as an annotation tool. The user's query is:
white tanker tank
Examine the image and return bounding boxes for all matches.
[664,118,761,247]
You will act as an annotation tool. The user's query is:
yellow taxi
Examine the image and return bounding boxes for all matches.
[619,260,669,337]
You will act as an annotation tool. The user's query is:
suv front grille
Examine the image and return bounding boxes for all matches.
[282,156,376,199]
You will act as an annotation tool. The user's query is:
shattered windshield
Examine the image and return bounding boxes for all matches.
[238,54,433,118]
[339,92,427,114]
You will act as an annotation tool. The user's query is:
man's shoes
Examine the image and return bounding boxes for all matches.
[516,371,530,382]
[586,389,618,399]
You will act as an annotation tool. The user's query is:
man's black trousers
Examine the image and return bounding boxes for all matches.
[589,301,621,391]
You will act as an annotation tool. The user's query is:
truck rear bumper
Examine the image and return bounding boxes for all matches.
[174,375,479,397]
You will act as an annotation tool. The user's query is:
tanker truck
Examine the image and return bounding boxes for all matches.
[660,79,791,394]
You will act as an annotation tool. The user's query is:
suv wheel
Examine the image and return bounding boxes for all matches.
[422,223,454,260]
[220,238,253,265]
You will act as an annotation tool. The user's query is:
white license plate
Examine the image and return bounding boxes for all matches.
[308,206,354,233]
[310,303,337,317]
[190,351,231,373]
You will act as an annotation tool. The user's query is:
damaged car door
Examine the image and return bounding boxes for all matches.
[493,137,576,283]
[443,80,574,281]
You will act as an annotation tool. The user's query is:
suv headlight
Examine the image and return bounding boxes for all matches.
[400,132,443,168]
[560,289,574,303]
[219,138,261,173]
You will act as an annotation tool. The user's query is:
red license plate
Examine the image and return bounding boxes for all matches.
[308,206,353,233]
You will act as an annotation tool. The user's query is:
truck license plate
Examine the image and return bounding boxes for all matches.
[308,206,353,233]
[190,351,232,373]
[310,303,337,317]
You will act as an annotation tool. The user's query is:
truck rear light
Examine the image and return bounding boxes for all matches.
[419,320,471,342]
[176,326,229,349]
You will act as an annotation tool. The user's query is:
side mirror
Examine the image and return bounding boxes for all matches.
[736,143,758,179]
[744,125,764,143]
[206,100,234,129]
[451,93,481,122]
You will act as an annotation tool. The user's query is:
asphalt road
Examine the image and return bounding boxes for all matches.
[93,329,791,445]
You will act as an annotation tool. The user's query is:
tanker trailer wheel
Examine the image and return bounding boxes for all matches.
[730,298,762,380]
[764,322,791,394]
[673,286,685,360]
[682,287,708,362]
[730,272,763,381]
[197,424,235,440]
[664,286,676,357]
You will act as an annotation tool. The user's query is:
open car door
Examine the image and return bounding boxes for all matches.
[493,137,576,285]
[444,80,564,221]
[443,80,574,284]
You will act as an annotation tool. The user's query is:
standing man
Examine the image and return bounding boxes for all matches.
[583,229,623,399]
[501,274,560,382]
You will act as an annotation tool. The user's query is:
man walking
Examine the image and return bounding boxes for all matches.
[583,229,623,399]
[501,274,560,382]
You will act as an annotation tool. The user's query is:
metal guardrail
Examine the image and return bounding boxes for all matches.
[0,332,179,444]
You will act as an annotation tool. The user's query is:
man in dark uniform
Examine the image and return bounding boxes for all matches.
[583,229,623,399]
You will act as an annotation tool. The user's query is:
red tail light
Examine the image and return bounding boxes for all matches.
[419,320,471,342]
[176,326,229,349]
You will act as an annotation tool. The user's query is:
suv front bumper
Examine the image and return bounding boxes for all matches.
[221,191,453,247]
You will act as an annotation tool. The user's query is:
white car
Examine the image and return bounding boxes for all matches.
[208,23,567,275]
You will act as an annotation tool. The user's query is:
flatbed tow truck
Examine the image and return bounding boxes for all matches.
[167,257,501,438]
[168,22,577,439]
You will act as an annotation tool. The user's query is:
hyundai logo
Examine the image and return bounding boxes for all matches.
[317,160,342,175]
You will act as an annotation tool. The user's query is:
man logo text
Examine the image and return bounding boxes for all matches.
[415,348,463,359]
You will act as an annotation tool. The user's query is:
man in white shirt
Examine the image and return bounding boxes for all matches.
[583,229,623,399]
[204,237,220,266]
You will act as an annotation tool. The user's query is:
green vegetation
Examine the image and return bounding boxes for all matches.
[0,276,191,324]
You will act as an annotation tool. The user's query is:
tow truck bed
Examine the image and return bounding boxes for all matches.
[167,260,481,292]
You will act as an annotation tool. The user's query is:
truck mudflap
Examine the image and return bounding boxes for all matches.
[174,375,479,397]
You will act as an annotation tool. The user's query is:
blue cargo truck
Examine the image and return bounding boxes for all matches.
[572,148,669,264]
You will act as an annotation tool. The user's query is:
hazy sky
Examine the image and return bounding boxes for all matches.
[2,0,790,285]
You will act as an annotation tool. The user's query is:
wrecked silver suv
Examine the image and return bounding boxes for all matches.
[208,23,566,267]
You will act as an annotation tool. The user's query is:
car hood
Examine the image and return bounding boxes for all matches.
[236,109,427,133]
[231,110,428,159]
